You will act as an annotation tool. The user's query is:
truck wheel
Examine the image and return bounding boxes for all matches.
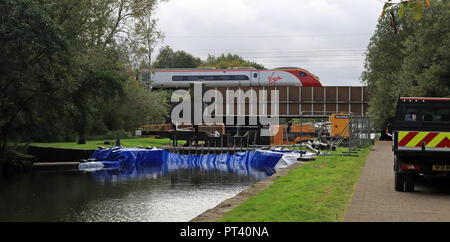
[404,175,415,192]
[395,172,405,192]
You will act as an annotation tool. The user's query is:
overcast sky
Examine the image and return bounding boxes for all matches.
[154,0,385,86]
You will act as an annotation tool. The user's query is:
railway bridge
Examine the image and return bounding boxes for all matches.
[200,85,369,118]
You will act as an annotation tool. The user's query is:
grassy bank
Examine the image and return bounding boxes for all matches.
[29,138,177,150]
[219,146,372,222]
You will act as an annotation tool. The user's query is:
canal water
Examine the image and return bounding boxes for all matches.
[0,168,271,222]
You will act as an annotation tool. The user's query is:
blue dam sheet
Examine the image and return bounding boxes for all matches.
[85,147,285,180]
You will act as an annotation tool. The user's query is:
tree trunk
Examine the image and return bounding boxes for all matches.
[0,124,11,154]
[0,136,4,154]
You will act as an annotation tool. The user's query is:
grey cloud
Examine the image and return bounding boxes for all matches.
[155,0,384,86]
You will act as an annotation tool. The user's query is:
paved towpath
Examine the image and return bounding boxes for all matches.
[345,141,450,222]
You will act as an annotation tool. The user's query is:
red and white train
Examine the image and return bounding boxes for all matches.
[150,67,322,88]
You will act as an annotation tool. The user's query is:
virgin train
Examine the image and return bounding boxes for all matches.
[150,67,322,88]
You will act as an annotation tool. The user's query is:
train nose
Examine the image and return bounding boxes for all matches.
[301,76,322,87]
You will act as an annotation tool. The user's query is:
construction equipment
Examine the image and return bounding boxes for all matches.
[330,113,350,137]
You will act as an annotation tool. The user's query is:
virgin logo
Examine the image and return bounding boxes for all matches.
[268,72,282,85]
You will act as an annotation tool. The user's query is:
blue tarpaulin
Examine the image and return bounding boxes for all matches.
[84,147,285,180]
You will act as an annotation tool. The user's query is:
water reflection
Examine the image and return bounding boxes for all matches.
[91,159,276,183]
[0,167,271,222]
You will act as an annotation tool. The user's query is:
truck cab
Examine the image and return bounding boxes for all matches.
[393,97,450,192]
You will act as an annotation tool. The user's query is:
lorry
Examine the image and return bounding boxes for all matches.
[393,97,450,192]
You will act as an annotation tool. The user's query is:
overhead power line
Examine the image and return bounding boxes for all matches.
[165,33,372,38]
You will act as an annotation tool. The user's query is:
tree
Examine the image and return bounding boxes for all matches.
[363,1,450,129]
[152,47,265,69]
[0,0,170,151]
[398,3,450,97]
[381,0,432,34]
[0,0,69,151]
[202,53,265,69]
[153,46,202,68]
[382,0,431,19]
[100,80,168,133]
[126,0,168,70]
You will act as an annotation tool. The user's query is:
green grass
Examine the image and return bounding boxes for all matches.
[29,138,179,150]
[219,145,372,222]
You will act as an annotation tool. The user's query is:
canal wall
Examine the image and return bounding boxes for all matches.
[27,146,95,162]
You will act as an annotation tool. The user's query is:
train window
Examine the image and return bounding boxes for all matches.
[215,76,228,80]
[172,75,197,81]
[172,75,249,81]
[172,76,183,81]
[188,76,197,81]
[203,76,214,81]
[253,73,258,78]
[299,71,307,77]
[235,75,249,80]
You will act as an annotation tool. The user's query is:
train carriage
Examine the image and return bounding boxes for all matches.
[151,67,322,88]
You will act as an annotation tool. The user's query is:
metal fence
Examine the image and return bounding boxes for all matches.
[349,115,372,148]
[331,114,373,156]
